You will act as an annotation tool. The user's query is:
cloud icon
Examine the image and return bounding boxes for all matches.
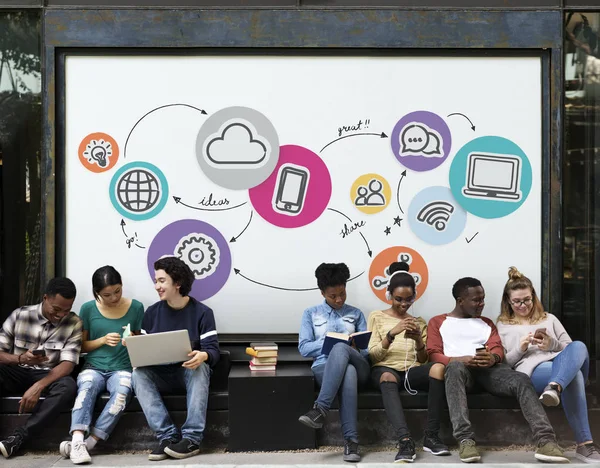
[399,122,443,158]
[204,119,271,169]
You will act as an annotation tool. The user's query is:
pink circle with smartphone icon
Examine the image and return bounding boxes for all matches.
[249,145,332,228]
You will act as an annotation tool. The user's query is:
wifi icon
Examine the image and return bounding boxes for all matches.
[417,201,455,232]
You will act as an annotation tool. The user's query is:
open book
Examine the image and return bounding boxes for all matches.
[321,331,372,355]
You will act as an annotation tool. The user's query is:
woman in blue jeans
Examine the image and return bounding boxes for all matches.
[59,266,143,465]
[298,263,370,463]
[497,267,599,463]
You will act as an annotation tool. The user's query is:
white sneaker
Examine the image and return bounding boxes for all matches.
[539,384,561,407]
[59,441,71,458]
[69,441,91,465]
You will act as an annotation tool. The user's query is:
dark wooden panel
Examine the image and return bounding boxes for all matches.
[44,10,562,49]
[46,0,297,6]
[0,0,40,6]
[301,0,560,7]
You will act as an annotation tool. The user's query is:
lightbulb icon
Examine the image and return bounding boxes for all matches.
[83,139,113,168]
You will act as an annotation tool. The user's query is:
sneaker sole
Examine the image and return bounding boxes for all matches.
[163,447,200,459]
[574,452,600,464]
[539,392,560,407]
[343,455,361,463]
[59,441,71,458]
[423,446,451,456]
[460,455,481,463]
[0,442,9,459]
[298,415,323,429]
[394,455,416,463]
[148,453,169,461]
[71,455,92,465]
[534,453,570,463]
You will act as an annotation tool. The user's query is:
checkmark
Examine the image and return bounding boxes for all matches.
[465,232,479,243]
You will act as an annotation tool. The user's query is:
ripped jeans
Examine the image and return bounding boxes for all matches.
[70,368,133,440]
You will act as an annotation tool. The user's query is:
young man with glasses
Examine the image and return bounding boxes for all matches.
[426,277,568,464]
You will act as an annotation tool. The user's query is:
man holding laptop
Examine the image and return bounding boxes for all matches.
[131,256,219,461]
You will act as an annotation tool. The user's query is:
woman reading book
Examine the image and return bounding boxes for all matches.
[298,263,370,463]
[367,261,449,463]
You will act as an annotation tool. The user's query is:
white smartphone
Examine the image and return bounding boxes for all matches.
[272,164,310,216]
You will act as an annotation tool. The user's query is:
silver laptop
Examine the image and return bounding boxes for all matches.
[125,330,192,367]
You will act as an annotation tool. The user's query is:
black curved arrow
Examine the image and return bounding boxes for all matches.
[234,269,365,292]
[396,170,407,214]
[327,208,372,257]
[230,211,253,243]
[119,219,145,249]
[447,113,476,131]
[320,132,388,153]
[173,196,247,212]
[124,103,208,159]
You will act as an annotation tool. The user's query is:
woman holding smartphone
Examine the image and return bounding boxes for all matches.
[497,267,599,463]
[367,261,448,463]
[60,266,144,465]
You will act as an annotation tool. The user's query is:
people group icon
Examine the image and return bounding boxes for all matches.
[355,178,386,207]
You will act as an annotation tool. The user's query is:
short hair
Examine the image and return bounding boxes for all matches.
[92,266,122,300]
[452,277,482,300]
[387,261,415,295]
[45,277,77,300]
[315,263,350,291]
[154,257,194,297]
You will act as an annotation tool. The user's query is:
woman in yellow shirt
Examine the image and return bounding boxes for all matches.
[368,261,448,463]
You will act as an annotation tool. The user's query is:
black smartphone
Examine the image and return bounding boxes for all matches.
[475,346,487,353]
[32,349,46,356]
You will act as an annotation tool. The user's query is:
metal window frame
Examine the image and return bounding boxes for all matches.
[43,9,562,342]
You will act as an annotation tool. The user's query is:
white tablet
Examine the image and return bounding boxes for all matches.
[125,330,192,367]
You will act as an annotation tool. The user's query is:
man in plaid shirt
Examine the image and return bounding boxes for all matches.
[0,277,82,459]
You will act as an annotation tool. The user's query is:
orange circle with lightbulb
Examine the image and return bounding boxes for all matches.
[78,132,119,173]
[368,246,429,304]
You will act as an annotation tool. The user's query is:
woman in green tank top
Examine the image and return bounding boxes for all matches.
[59,266,144,464]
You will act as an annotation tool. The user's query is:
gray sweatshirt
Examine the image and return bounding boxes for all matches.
[496,313,571,377]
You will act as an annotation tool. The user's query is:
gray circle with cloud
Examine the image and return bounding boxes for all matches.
[196,106,280,190]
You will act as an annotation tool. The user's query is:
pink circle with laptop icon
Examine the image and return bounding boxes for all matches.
[449,136,532,219]
[249,145,332,228]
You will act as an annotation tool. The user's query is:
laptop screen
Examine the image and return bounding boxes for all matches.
[468,153,520,192]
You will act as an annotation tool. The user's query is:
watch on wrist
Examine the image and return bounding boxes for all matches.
[386,331,395,343]
[492,353,501,364]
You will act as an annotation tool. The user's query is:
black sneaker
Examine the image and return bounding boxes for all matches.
[0,431,25,459]
[343,439,361,462]
[395,437,416,463]
[423,432,450,456]
[298,404,326,429]
[164,438,201,459]
[148,438,179,461]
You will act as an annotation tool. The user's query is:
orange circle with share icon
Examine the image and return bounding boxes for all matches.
[78,132,119,173]
[368,246,429,303]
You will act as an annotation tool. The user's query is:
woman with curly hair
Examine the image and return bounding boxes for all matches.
[497,267,599,463]
[298,263,369,463]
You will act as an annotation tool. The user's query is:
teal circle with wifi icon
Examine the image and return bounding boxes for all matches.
[408,186,467,245]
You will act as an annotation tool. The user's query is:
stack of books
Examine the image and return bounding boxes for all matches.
[246,342,278,372]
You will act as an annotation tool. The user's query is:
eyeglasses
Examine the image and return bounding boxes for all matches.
[510,298,533,307]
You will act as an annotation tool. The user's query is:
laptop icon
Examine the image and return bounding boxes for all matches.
[462,152,522,202]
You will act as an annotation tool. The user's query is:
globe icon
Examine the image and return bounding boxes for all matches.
[116,169,161,213]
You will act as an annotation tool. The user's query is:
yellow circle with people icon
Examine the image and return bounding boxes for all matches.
[350,173,392,215]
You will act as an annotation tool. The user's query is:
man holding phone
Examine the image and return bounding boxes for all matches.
[427,277,568,464]
[0,278,82,459]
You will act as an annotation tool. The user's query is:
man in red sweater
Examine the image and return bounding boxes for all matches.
[427,277,567,464]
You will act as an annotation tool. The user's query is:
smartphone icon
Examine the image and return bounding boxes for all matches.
[272,164,310,216]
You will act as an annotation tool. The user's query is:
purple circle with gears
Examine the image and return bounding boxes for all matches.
[147,219,231,301]
[390,111,452,172]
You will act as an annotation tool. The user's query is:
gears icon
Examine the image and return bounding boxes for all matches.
[175,233,221,280]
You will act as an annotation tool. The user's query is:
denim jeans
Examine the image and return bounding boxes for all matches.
[530,341,592,443]
[312,343,370,442]
[70,368,133,440]
[445,361,556,445]
[132,364,211,445]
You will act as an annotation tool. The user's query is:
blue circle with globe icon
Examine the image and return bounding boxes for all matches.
[109,161,169,220]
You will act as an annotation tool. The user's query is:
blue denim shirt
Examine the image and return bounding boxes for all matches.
[298,300,368,369]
